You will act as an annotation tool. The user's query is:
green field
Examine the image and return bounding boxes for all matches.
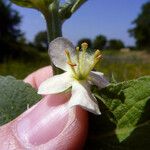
[0,51,150,81]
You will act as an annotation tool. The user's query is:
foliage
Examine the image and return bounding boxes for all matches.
[108,39,124,50]
[85,76,150,150]
[0,76,41,125]
[0,0,21,40]
[77,38,92,48]
[96,51,150,81]
[0,0,23,61]
[93,35,107,50]
[129,2,150,49]
[34,31,48,52]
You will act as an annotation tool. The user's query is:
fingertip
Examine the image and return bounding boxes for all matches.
[24,66,53,89]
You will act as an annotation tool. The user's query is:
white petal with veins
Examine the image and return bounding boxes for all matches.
[68,81,101,115]
[89,71,109,89]
[48,37,76,71]
[38,72,72,94]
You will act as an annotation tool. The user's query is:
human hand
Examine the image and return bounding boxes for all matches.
[0,66,88,149]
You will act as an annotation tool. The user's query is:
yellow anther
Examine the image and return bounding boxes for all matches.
[96,54,102,59]
[67,62,77,67]
[81,42,88,50]
[76,47,80,51]
[94,49,101,58]
[65,50,77,76]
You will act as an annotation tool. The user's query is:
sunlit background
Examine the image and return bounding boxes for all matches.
[12,0,147,46]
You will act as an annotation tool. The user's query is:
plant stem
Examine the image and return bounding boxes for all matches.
[43,0,62,75]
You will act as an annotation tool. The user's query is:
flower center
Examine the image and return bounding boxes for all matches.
[65,43,102,80]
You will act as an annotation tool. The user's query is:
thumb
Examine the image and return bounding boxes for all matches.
[0,93,88,149]
[0,66,88,149]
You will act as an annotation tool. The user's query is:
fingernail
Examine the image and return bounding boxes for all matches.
[14,94,70,147]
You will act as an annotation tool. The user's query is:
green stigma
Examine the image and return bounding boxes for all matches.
[65,42,102,80]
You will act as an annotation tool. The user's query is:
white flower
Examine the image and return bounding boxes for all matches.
[38,37,109,115]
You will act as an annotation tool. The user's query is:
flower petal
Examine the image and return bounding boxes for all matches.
[89,71,109,89]
[48,37,76,71]
[68,81,100,115]
[38,72,72,94]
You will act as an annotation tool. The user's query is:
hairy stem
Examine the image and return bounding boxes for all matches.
[43,1,62,74]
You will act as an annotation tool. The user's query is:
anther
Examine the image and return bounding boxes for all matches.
[76,47,80,51]
[94,49,101,58]
[81,42,88,50]
[96,54,102,59]
[67,62,77,67]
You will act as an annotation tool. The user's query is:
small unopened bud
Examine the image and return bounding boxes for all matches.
[81,42,88,50]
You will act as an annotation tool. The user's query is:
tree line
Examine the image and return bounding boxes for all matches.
[77,35,125,50]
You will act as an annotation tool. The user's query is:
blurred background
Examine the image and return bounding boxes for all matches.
[0,0,150,81]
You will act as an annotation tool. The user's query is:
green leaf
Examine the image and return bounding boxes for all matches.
[85,76,150,150]
[0,76,41,125]
[11,0,34,8]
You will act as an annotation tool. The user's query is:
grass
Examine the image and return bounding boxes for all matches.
[96,50,150,81]
[0,53,50,79]
[0,50,150,81]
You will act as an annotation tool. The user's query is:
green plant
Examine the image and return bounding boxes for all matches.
[11,0,87,73]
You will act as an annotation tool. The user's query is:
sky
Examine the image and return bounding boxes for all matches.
[11,0,149,46]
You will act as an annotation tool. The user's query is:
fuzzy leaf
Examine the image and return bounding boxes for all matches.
[85,76,150,150]
[0,76,41,125]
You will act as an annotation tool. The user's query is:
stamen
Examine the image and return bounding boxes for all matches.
[76,47,80,63]
[84,52,102,77]
[76,47,80,51]
[76,46,81,76]
[65,45,102,80]
[65,50,71,60]
[80,42,88,74]
[81,42,88,50]
[67,62,77,67]
[96,54,102,59]
[65,49,77,76]
[94,49,101,58]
